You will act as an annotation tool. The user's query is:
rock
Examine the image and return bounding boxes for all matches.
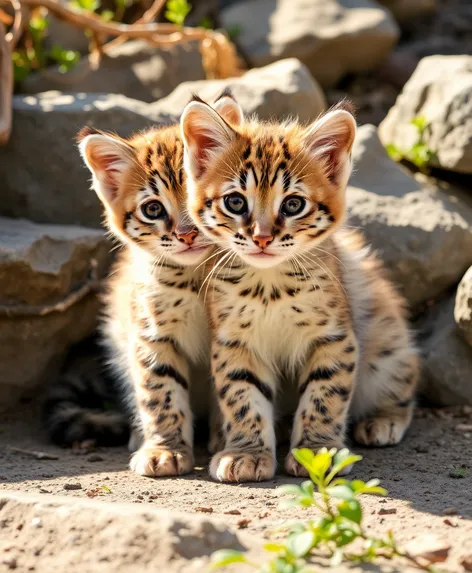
[221,0,399,87]
[0,490,243,572]
[348,125,472,307]
[377,0,436,21]
[0,92,172,227]
[1,61,325,227]
[455,266,472,347]
[419,294,472,406]
[21,40,206,103]
[0,216,109,410]
[156,58,326,123]
[379,56,472,174]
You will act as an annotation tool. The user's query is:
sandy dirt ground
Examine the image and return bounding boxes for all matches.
[1,403,472,572]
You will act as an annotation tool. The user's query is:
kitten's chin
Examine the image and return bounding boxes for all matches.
[239,251,286,269]
[168,245,213,267]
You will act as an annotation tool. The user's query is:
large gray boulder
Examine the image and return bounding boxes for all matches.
[419,294,472,406]
[156,58,326,123]
[455,266,472,348]
[221,0,399,87]
[21,40,206,104]
[348,125,472,307]
[0,216,109,410]
[0,60,325,228]
[379,56,472,174]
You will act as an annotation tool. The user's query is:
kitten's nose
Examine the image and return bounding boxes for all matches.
[175,228,198,246]
[253,234,274,249]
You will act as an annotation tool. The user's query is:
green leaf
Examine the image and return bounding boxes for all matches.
[278,485,303,496]
[226,23,242,41]
[101,485,111,493]
[198,16,214,29]
[338,499,362,524]
[287,530,315,558]
[300,481,314,497]
[327,449,362,482]
[263,543,285,553]
[292,448,333,484]
[165,0,191,26]
[410,115,428,131]
[325,485,354,500]
[209,549,247,569]
[385,143,403,162]
[100,9,115,20]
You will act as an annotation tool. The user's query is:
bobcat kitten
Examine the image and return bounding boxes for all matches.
[73,94,241,477]
[181,100,420,482]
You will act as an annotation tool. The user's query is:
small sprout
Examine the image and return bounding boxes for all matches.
[449,466,467,479]
[385,115,437,172]
[101,485,112,493]
[165,0,191,27]
[211,448,442,572]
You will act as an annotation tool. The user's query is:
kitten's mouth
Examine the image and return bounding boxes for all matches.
[249,250,275,258]
[176,245,209,255]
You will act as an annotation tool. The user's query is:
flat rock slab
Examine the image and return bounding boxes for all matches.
[221,0,399,87]
[348,125,472,307]
[379,55,472,174]
[1,405,471,572]
[0,217,109,409]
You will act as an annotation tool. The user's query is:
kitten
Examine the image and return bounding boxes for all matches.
[181,100,420,482]
[44,93,241,476]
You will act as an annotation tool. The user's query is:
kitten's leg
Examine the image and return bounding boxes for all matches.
[129,337,194,477]
[208,397,224,454]
[286,331,358,477]
[209,340,277,483]
[354,351,418,446]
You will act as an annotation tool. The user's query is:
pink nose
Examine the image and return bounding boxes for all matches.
[253,234,274,249]
[175,229,198,246]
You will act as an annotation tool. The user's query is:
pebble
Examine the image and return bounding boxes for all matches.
[443,507,458,515]
[378,508,397,515]
[195,507,213,513]
[461,555,472,571]
[63,483,82,491]
[87,455,104,462]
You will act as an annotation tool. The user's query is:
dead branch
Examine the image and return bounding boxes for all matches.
[6,446,59,460]
[0,23,13,145]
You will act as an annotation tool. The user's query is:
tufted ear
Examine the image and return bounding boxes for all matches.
[303,109,356,189]
[212,88,244,127]
[78,130,136,207]
[181,100,237,180]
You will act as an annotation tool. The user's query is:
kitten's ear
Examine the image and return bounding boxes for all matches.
[78,129,135,207]
[181,101,237,180]
[212,89,244,127]
[303,109,356,188]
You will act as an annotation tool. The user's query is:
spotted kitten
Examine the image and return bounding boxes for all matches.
[76,94,241,477]
[181,100,420,482]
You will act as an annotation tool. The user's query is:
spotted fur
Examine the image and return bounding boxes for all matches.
[181,101,420,482]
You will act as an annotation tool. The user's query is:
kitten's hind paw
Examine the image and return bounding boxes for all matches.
[354,416,408,447]
[210,450,276,483]
[130,443,194,477]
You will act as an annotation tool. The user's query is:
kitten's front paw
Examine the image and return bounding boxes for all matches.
[285,442,352,477]
[130,444,194,477]
[354,416,407,447]
[210,450,276,483]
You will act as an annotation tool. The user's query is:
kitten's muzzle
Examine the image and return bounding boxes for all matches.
[252,234,274,249]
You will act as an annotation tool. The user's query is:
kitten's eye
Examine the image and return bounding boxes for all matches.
[281,196,305,217]
[141,200,165,220]
[224,193,248,216]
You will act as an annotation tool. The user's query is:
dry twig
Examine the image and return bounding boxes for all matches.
[6,446,59,460]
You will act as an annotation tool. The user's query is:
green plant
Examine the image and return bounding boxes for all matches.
[210,448,445,573]
[165,0,191,27]
[385,115,437,172]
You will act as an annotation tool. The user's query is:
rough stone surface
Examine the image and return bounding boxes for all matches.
[455,266,472,348]
[1,60,325,227]
[379,55,472,174]
[377,0,436,21]
[221,0,399,87]
[348,125,472,307]
[0,92,172,227]
[156,58,326,123]
[21,40,206,103]
[419,294,472,406]
[0,217,109,410]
